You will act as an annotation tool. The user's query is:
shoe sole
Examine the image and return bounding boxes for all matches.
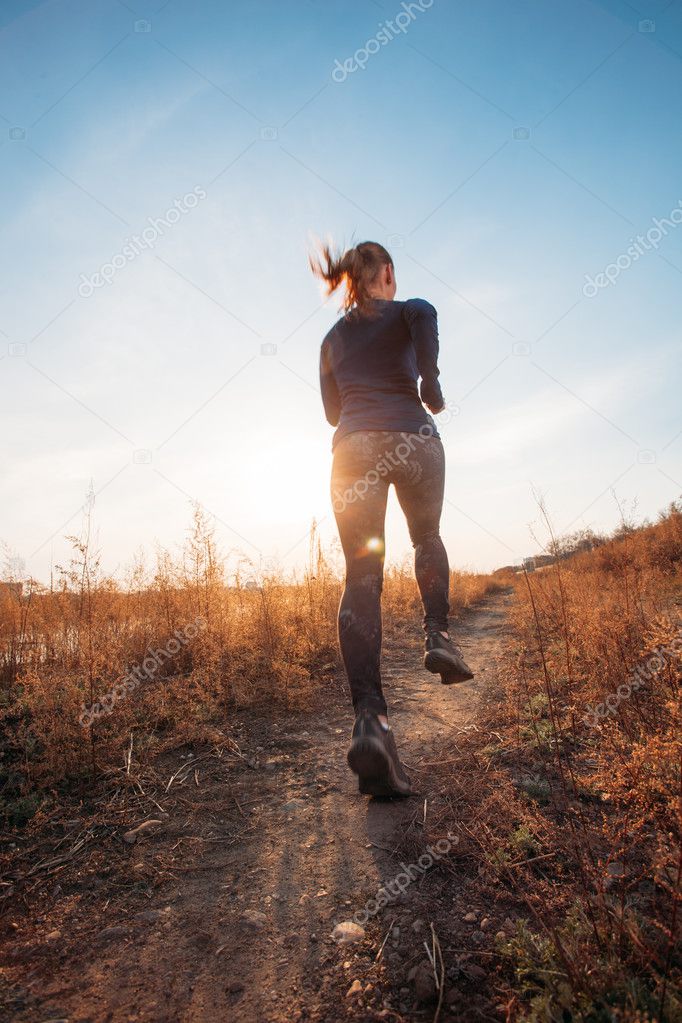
[424,650,474,685]
[347,736,411,798]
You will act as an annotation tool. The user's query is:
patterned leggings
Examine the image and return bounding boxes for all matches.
[331,430,450,718]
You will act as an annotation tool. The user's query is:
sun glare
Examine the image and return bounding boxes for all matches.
[234,436,330,526]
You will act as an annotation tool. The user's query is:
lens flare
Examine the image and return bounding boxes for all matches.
[366,537,384,553]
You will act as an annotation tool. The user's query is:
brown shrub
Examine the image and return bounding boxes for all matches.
[0,506,504,804]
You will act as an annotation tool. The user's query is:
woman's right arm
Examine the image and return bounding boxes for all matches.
[319,337,341,426]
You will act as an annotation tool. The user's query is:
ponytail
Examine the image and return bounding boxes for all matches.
[309,240,393,315]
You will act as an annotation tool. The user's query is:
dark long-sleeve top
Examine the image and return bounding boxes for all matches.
[319,297,445,449]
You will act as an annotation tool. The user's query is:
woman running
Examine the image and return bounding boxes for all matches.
[310,240,474,798]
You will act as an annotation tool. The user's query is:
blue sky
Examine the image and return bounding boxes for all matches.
[1,0,681,582]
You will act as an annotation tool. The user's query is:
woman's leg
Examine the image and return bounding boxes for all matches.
[393,435,450,633]
[331,433,390,717]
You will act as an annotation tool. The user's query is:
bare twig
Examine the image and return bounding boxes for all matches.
[375,917,395,962]
[430,923,446,1023]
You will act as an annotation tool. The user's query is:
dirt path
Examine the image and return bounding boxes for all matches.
[2,592,512,1023]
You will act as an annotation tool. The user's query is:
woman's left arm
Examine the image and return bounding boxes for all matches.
[404,299,445,414]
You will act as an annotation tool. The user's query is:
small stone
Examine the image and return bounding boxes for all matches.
[412,960,437,1004]
[332,921,365,945]
[496,930,507,941]
[463,912,477,923]
[240,910,267,931]
[462,962,486,981]
[136,908,169,924]
[45,929,61,941]
[391,926,400,942]
[412,918,425,932]
[123,819,164,844]
[480,917,492,930]
[282,799,307,812]
[97,925,128,942]
[343,961,351,969]
[346,979,363,997]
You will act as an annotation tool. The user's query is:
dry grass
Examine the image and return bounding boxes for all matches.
[413,502,682,1022]
[3,495,678,1017]
[0,505,504,815]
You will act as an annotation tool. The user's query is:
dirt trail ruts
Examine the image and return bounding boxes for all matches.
[3,591,512,1023]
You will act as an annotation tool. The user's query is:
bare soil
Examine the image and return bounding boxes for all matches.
[1,591,514,1023]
